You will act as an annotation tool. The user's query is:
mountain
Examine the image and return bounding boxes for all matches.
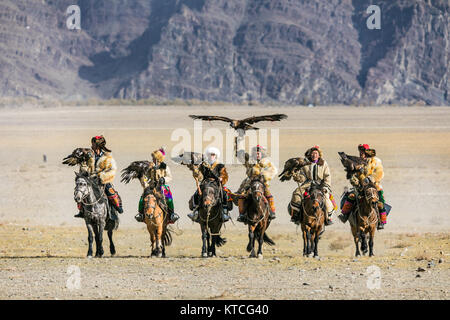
[0,0,448,105]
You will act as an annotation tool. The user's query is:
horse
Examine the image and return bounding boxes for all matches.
[142,186,173,258]
[198,177,227,258]
[244,175,275,258]
[73,172,118,258]
[348,181,379,257]
[299,181,326,258]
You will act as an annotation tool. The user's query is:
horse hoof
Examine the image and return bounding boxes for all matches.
[202,253,208,258]
[87,255,93,259]
[157,254,162,258]
[314,255,320,259]
[257,254,263,259]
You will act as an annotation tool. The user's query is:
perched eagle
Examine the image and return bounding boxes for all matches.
[278,157,311,181]
[188,114,288,132]
[338,152,367,179]
[171,151,204,166]
[62,148,94,167]
[120,161,152,184]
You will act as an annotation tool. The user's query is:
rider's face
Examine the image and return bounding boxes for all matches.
[208,153,216,163]
[152,155,158,164]
[91,143,100,154]
[359,150,366,159]
[311,150,319,162]
[256,151,262,161]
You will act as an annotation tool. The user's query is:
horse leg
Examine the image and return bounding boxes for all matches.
[360,232,368,255]
[306,228,312,257]
[107,229,116,256]
[257,226,264,259]
[353,228,361,257]
[207,231,213,257]
[248,225,257,258]
[86,223,94,258]
[96,222,105,258]
[312,230,320,258]
[369,228,375,257]
[201,224,208,258]
[156,221,163,258]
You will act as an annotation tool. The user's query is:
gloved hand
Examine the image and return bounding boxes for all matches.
[158,177,165,185]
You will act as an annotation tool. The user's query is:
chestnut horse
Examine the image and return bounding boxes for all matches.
[300,181,325,258]
[245,176,275,258]
[142,189,173,258]
[348,182,379,257]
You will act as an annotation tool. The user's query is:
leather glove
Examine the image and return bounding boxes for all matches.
[158,177,165,185]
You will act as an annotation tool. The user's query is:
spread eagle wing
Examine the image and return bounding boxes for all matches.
[338,152,367,179]
[278,157,310,181]
[188,115,234,124]
[121,161,152,184]
[241,114,288,125]
[62,148,93,166]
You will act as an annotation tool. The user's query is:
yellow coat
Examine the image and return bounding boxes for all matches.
[95,152,117,185]
[358,156,384,190]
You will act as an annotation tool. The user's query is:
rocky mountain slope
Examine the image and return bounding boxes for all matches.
[0,0,448,105]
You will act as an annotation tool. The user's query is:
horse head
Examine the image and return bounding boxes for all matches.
[74,172,91,203]
[250,175,265,202]
[200,178,220,210]
[308,181,325,212]
[362,182,379,206]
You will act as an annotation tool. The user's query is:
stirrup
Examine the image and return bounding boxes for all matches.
[237,214,246,222]
[188,211,199,222]
[269,211,276,220]
[134,213,144,222]
[338,213,348,223]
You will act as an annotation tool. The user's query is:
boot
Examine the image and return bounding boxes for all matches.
[338,213,349,223]
[325,214,333,225]
[267,195,276,220]
[377,211,387,230]
[237,198,247,223]
[74,204,84,218]
[221,206,231,222]
[168,209,180,224]
[134,213,144,222]
[188,208,199,222]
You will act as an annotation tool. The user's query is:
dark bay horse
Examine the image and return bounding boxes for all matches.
[300,181,326,258]
[349,182,379,257]
[245,176,275,258]
[198,178,227,257]
[74,172,118,258]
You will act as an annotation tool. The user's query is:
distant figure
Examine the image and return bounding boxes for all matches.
[43,154,47,163]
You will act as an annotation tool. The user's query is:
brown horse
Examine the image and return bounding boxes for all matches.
[348,182,379,257]
[245,176,275,258]
[142,189,173,258]
[300,181,326,258]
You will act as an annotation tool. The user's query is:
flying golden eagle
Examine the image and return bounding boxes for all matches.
[189,114,288,131]
[338,152,367,179]
[278,157,311,182]
[62,148,94,167]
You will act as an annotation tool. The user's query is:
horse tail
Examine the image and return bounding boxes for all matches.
[213,235,227,247]
[163,226,173,247]
[263,232,275,246]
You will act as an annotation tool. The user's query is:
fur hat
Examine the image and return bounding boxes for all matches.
[251,144,267,159]
[91,135,111,152]
[152,147,166,162]
[305,145,324,164]
[205,146,220,159]
[358,144,376,157]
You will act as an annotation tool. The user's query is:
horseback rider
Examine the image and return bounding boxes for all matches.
[338,144,388,230]
[236,145,278,223]
[135,147,180,224]
[187,147,232,223]
[289,145,337,225]
[74,135,123,218]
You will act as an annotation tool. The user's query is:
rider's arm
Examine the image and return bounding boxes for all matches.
[163,165,173,183]
[98,155,117,184]
[322,161,331,187]
[369,158,384,183]
[259,158,278,182]
[219,166,229,185]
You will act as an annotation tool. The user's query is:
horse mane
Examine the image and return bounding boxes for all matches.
[76,172,105,202]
